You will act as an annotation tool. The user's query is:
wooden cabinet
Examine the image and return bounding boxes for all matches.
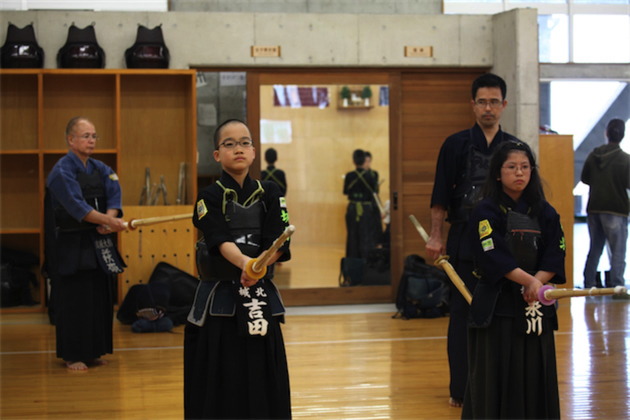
[0,69,197,313]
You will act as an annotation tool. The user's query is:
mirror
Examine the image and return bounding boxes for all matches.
[259,83,390,289]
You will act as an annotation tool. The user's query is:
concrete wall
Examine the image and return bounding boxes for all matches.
[0,9,539,144]
[491,8,540,150]
[170,0,443,14]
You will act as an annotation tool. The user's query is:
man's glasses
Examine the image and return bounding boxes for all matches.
[502,164,531,173]
[73,133,100,140]
[474,99,503,109]
[217,140,253,149]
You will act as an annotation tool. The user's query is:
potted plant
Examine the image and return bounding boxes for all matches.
[361,86,372,106]
[340,86,351,107]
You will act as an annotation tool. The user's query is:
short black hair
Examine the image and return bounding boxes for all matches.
[472,73,507,101]
[606,118,626,144]
[353,149,366,166]
[365,151,372,159]
[265,148,278,164]
[213,119,248,149]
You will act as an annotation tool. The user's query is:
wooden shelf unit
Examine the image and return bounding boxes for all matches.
[0,69,198,313]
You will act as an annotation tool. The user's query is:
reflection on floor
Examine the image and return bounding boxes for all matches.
[573,221,630,289]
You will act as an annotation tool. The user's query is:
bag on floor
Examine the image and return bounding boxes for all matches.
[393,254,449,319]
[339,257,365,287]
[362,247,391,285]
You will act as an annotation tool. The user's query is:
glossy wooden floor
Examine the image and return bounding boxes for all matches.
[1,297,629,419]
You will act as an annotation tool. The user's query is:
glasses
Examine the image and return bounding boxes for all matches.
[474,99,503,109]
[217,139,253,149]
[73,133,100,141]
[502,164,531,173]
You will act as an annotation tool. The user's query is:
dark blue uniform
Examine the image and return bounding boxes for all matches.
[184,171,291,420]
[430,123,516,401]
[463,193,565,419]
[46,151,122,363]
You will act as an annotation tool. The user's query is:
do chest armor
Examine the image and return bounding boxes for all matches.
[503,208,541,274]
[0,23,44,68]
[53,168,107,232]
[57,23,105,69]
[196,181,269,282]
[448,146,491,224]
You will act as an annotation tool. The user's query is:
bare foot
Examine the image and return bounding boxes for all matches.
[449,397,463,408]
[66,361,88,371]
[89,358,107,366]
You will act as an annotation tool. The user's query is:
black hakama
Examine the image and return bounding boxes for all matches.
[462,315,561,419]
[55,269,114,362]
[184,315,291,419]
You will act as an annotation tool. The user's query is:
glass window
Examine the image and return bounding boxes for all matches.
[574,14,630,63]
[548,81,626,147]
[574,0,629,4]
[511,0,566,3]
[538,14,569,63]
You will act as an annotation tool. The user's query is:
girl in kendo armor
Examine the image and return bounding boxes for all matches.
[462,140,565,419]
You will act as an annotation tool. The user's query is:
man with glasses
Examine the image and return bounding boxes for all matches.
[46,116,126,371]
[426,73,520,407]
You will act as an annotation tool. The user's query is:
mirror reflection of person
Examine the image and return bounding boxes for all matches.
[262,148,287,196]
[463,140,565,419]
[46,117,126,371]
[343,149,379,259]
[426,74,519,407]
[365,151,384,246]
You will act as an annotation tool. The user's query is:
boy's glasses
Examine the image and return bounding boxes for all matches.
[217,140,253,149]
[474,100,503,109]
[502,164,531,173]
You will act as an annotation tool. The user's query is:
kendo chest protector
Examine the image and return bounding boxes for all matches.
[0,22,44,68]
[57,23,105,68]
[125,24,170,69]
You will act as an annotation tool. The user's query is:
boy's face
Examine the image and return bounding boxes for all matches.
[213,122,255,174]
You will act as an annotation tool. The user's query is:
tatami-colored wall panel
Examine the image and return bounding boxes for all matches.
[119,206,196,302]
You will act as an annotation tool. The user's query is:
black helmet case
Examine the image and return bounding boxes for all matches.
[125,24,170,69]
[57,23,105,68]
[0,22,45,68]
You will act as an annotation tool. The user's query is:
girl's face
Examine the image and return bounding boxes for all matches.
[213,122,255,175]
[498,150,531,202]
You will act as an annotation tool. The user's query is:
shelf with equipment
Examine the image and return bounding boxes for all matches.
[0,69,198,313]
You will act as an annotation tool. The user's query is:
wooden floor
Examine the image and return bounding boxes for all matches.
[1,297,629,419]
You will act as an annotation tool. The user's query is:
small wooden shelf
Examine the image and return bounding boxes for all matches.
[338,104,374,110]
[0,150,39,155]
[0,228,41,234]
[338,85,374,110]
[43,149,118,154]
